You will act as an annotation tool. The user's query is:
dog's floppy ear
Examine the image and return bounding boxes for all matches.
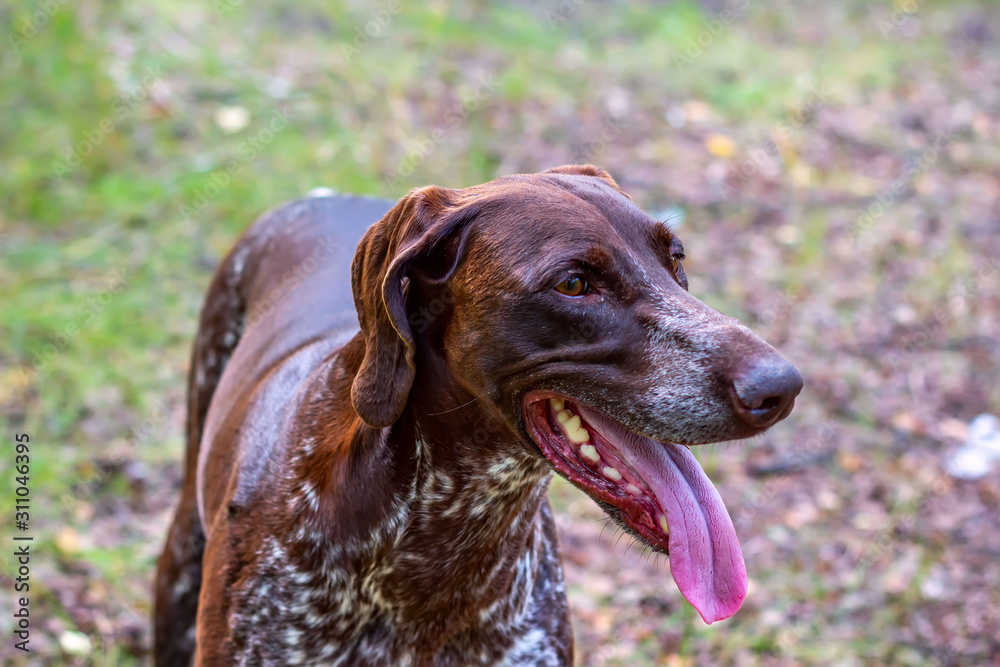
[544,164,630,199]
[350,186,470,428]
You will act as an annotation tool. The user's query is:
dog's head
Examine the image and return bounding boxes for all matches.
[351,165,802,623]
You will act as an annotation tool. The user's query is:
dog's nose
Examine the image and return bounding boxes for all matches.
[729,357,803,429]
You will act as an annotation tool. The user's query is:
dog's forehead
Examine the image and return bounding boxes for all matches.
[466,177,663,257]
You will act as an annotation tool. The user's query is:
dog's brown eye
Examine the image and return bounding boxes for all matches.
[671,253,685,273]
[554,277,588,297]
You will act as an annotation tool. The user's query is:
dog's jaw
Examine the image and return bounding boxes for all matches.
[523,393,747,624]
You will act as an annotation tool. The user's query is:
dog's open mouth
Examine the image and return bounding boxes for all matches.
[524,395,747,624]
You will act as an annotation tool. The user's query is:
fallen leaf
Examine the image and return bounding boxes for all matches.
[838,451,865,473]
[937,418,969,442]
[892,412,926,435]
[705,133,736,159]
[58,630,92,655]
[213,105,251,134]
[55,527,81,554]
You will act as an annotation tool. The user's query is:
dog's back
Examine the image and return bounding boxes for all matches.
[153,194,392,666]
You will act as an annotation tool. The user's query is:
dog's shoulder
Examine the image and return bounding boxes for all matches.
[197,331,353,536]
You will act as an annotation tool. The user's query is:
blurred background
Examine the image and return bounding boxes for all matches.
[1,0,999,664]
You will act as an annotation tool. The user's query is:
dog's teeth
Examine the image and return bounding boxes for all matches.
[556,409,573,424]
[550,398,565,411]
[658,514,669,534]
[602,466,622,481]
[580,444,600,462]
[563,416,590,444]
[626,484,643,496]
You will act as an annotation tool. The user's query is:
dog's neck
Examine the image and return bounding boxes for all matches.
[280,335,553,646]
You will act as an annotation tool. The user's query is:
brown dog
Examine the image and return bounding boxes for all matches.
[154,165,801,665]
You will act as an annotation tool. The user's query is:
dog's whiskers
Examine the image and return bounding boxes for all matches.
[425,395,482,416]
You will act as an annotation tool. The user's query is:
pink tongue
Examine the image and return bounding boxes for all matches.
[626,436,747,623]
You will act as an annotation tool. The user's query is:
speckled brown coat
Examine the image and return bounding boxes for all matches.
[154,166,800,665]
